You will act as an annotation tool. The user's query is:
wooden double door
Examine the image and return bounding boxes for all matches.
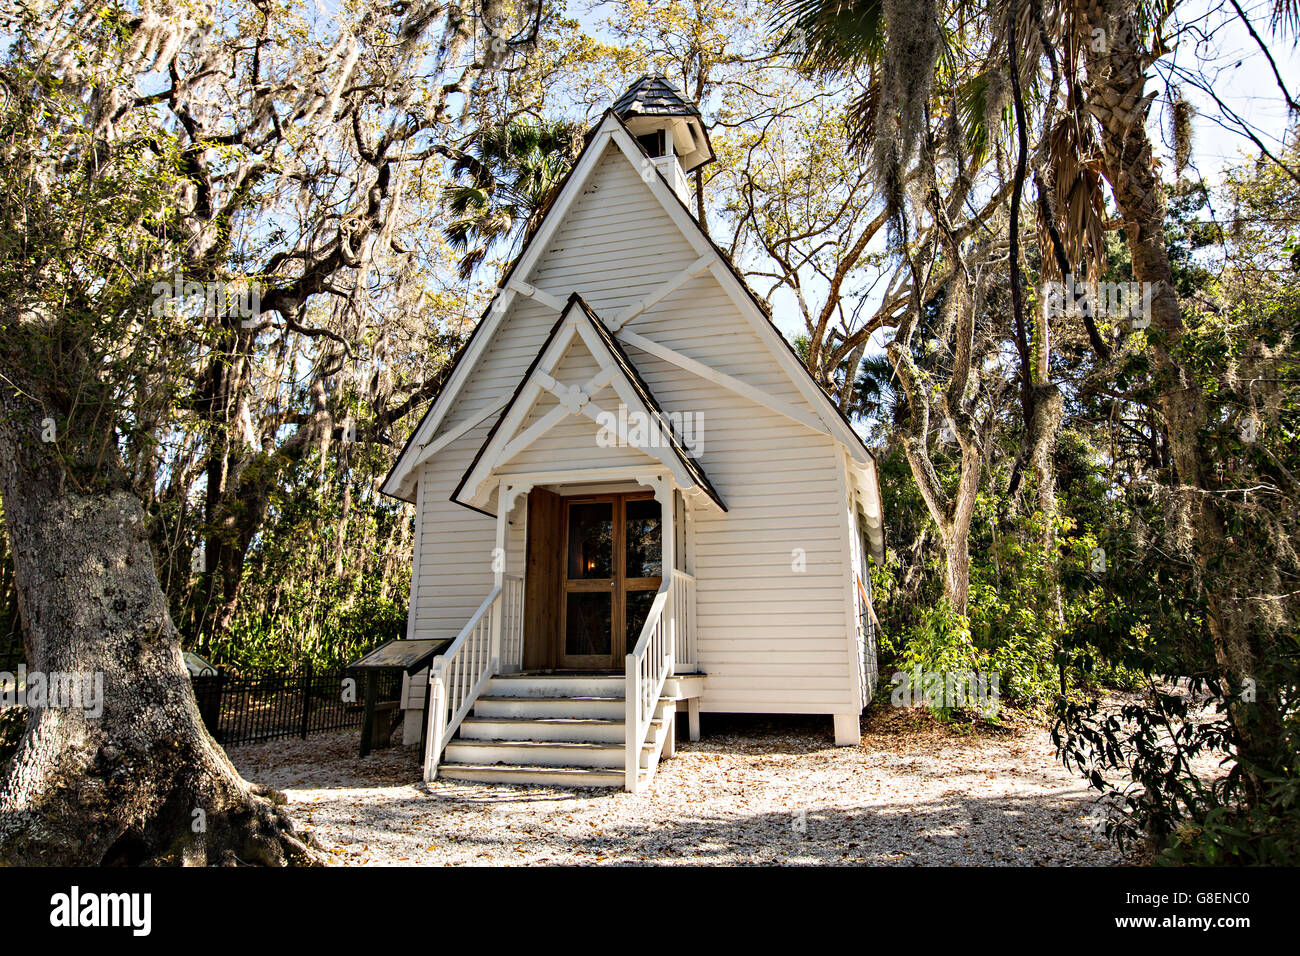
[523,489,663,670]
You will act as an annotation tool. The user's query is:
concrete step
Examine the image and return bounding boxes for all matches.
[429,674,682,790]
[472,695,675,721]
[473,695,626,720]
[443,726,662,770]
[438,763,630,788]
[483,675,625,699]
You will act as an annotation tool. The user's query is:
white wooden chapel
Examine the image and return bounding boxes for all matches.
[381,74,885,790]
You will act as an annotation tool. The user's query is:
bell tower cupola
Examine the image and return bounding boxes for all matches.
[612,73,714,202]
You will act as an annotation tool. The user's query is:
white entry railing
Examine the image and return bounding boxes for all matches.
[499,574,525,671]
[423,574,523,782]
[625,578,676,792]
[671,569,696,671]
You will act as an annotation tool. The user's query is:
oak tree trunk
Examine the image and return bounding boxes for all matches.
[1028,383,1066,630]
[942,527,973,617]
[943,443,982,617]
[0,389,321,866]
[900,429,981,616]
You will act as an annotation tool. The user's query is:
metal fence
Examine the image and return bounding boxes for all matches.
[192,665,402,748]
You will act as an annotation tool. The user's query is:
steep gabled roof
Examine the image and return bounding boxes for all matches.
[378,112,624,504]
[452,294,726,513]
[380,109,877,529]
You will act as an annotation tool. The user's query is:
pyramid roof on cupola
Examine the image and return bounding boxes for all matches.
[612,73,702,118]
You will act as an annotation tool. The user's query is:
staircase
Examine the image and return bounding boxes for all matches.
[436,674,676,788]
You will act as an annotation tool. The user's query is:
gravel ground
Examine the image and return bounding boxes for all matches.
[229,709,1126,866]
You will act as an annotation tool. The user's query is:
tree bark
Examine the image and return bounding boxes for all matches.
[892,363,983,616]
[1079,0,1286,788]
[0,389,321,866]
[1027,383,1066,634]
[888,231,986,617]
[838,339,868,411]
[942,446,981,616]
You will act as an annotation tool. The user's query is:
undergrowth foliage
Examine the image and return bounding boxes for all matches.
[861,115,1299,861]
[194,447,414,672]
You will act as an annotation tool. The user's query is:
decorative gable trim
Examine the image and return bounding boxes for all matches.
[379,114,628,502]
[601,119,872,466]
[452,295,726,514]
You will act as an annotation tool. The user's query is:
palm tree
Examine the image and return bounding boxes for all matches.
[1069,0,1300,792]
[443,118,584,279]
[851,353,899,425]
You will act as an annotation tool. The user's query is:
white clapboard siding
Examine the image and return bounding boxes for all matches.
[403,136,863,718]
[498,418,661,475]
[624,323,859,713]
[410,441,495,640]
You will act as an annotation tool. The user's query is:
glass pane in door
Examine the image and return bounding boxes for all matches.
[565,591,612,657]
[567,502,613,579]
[624,498,662,578]
[625,589,657,650]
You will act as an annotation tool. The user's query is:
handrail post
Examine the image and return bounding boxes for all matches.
[511,577,522,670]
[625,653,639,793]
[490,481,520,674]
[667,582,676,674]
[423,659,447,782]
[489,593,503,672]
[687,575,695,669]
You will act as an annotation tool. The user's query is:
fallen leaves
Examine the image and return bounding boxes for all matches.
[227,722,1127,867]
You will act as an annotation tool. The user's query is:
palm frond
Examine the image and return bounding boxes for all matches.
[1043,113,1108,281]
[953,69,1002,167]
[444,185,491,218]
[846,76,882,156]
[440,117,582,280]
[770,0,886,73]
[1274,0,1300,31]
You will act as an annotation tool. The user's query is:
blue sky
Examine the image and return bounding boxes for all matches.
[1165,0,1299,178]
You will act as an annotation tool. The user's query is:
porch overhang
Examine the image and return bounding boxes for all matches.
[848,454,886,563]
[451,294,726,515]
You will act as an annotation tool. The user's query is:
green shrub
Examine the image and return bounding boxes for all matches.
[897,600,983,676]
[1159,792,1300,866]
[208,591,408,672]
[892,601,998,719]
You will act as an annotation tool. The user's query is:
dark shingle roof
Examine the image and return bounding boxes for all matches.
[612,73,700,118]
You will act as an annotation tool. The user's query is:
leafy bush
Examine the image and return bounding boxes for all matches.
[896,600,983,677]
[892,601,997,719]
[210,591,407,672]
[188,447,413,672]
[1158,775,1300,865]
